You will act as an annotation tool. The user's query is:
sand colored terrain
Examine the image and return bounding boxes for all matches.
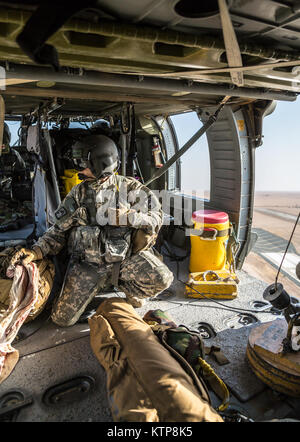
[254,191,300,209]
[252,211,300,254]
[252,192,300,253]
[243,191,300,299]
[243,251,300,297]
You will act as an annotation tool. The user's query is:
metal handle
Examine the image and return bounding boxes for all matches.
[200,228,218,241]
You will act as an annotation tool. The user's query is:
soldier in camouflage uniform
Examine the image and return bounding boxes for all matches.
[0,123,26,179]
[11,134,173,327]
[0,123,31,228]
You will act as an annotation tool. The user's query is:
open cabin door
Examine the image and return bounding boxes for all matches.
[155,101,274,270]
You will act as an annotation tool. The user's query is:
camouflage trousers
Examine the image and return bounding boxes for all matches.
[51,249,173,327]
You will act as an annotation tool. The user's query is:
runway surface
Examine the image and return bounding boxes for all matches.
[251,226,300,287]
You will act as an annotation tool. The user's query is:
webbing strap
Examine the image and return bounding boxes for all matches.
[190,228,230,238]
[197,356,230,412]
[111,261,121,286]
[156,328,229,412]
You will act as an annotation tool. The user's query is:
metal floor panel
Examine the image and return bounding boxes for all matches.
[0,336,112,422]
[0,247,298,422]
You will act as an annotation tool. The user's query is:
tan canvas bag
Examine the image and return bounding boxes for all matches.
[89,298,223,422]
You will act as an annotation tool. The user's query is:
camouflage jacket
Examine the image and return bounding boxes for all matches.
[34,174,163,257]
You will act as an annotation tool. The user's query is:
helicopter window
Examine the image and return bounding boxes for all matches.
[170,111,210,201]
[5,120,21,146]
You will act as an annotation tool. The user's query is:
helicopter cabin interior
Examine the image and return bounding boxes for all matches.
[0,0,300,423]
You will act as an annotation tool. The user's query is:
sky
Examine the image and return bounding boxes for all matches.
[6,97,300,193]
[171,98,300,193]
[6,120,20,146]
[255,99,300,192]
[170,112,210,196]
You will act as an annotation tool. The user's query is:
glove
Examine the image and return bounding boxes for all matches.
[10,246,43,266]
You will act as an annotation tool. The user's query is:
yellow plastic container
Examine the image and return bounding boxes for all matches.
[60,169,83,196]
[185,270,238,299]
[189,209,230,273]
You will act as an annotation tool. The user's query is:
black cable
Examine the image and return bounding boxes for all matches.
[275,210,300,290]
[161,240,280,316]
[177,279,281,315]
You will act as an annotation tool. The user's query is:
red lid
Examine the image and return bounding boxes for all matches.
[192,209,229,224]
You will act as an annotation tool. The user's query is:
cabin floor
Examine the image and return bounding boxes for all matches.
[1,242,300,423]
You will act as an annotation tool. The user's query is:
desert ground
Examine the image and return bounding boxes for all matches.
[243,191,300,299]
